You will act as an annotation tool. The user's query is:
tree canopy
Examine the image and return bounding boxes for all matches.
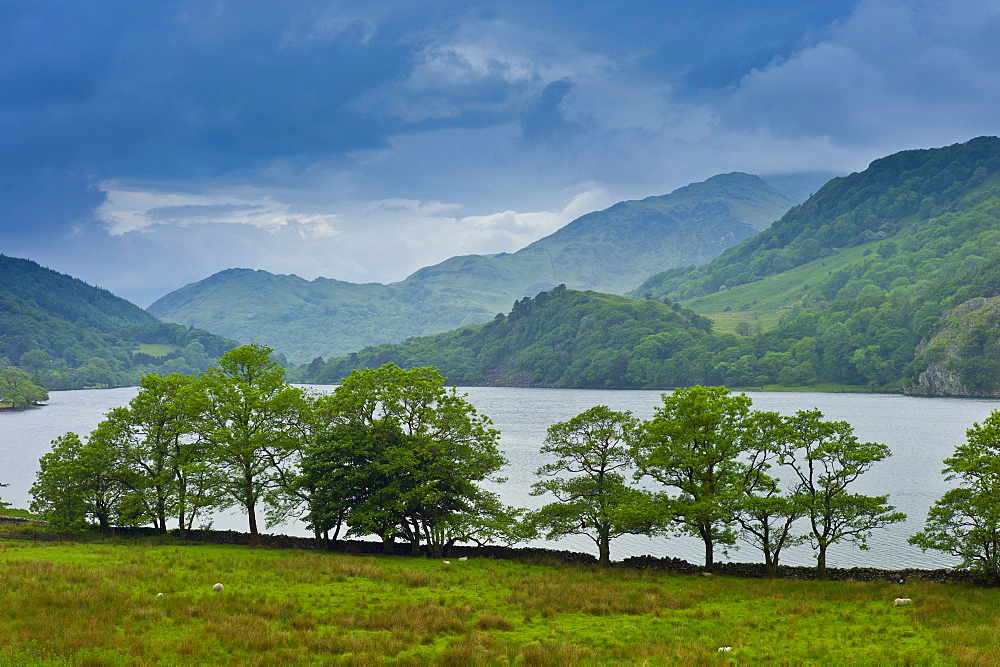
[195,343,310,538]
[309,363,509,556]
[529,405,654,566]
[781,410,906,578]
[910,411,1000,573]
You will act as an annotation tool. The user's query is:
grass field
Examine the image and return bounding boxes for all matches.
[0,535,995,664]
[136,343,180,357]
[682,244,873,334]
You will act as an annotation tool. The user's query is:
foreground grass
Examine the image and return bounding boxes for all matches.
[0,540,995,664]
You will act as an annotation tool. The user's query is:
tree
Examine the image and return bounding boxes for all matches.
[310,363,507,556]
[29,432,135,530]
[529,405,654,566]
[0,368,48,408]
[632,386,770,570]
[91,373,224,535]
[734,413,803,576]
[195,344,310,538]
[910,411,1000,573]
[780,409,905,579]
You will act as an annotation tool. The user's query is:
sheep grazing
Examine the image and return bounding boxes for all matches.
[458,556,468,562]
[442,561,451,565]
[893,597,911,606]
[213,583,224,592]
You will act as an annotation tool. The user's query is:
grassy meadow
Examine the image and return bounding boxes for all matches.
[0,535,997,665]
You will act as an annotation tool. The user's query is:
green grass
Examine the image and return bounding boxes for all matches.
[683,244,872,331]
[136,343,180,357]
[0,537,994,664]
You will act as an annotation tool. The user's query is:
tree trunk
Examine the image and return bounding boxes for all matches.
[382,533,395,555]
[702,527,714,570]
[177,503,187,540]
[764,551,776,578]
[598,532,611,567]
[247,503,260,545]
[816,545,828,580]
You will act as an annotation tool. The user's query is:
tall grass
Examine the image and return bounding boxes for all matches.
[0,538,994,663]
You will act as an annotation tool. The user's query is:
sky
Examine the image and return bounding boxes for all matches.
[2,0,999,307]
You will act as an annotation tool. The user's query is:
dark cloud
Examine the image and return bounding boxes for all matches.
[1,0,997,306]
[521,78,577,142]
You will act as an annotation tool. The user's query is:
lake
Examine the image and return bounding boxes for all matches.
[3,386,998,570]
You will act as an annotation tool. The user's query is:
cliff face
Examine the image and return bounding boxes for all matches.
[907,296,1000,397]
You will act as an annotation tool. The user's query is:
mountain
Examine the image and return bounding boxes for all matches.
[149,173,795,362]
[633,137,1000,302]
[0,255,239,389]
[314,285,714,388]
[312,137,1000,395]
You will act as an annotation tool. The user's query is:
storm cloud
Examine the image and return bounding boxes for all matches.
[1,0,996,306]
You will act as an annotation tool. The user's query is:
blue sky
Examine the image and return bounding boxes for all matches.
[2,0,999,306]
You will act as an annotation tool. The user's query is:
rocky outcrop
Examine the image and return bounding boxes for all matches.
[907,296,1000,397]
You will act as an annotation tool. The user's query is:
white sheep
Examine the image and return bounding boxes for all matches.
[718,646,732,652]
[156,592,164,598]
[893,597,911,606]
[213,583,224,592]
[458,556,468,561]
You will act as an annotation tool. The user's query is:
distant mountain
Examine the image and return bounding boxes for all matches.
[314,137,1000,396]
[760,171,840,205]
[149,172,796,362]
[0,255,238,389]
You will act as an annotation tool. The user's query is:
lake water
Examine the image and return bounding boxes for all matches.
[3,386,998,570]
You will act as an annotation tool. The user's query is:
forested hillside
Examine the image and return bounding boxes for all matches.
[0,255,239,389]
[149,173,795,363]
[314,286,714,387]
[313,137,1000,395]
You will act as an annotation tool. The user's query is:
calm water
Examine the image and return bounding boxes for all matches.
[3,386,998,569]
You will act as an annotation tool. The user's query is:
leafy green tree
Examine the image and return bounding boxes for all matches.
[18,349,51,373]
[780,410,905,578]
[29,432,136,530]
[529,405,654,566]
[92,373,224,535]
[633,386,774,569]
[910,411,1000,573]
[298,424,380,546]
[195,344,310,538]
[0,368,48,408]
[733,413,804,576]
[310,363,507,556]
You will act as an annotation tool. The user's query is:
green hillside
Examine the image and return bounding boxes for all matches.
[0,255,239,389]
[148,173,794,363]
[634,136,1000,301]
[314,286,713,387]
[313,137,1000,396]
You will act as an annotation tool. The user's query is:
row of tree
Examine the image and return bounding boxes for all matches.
[530,388,906,575]
[30,346,516,558]
[26,345,1000,576]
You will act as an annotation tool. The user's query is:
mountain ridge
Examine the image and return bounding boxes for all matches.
[148,172,797,362]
